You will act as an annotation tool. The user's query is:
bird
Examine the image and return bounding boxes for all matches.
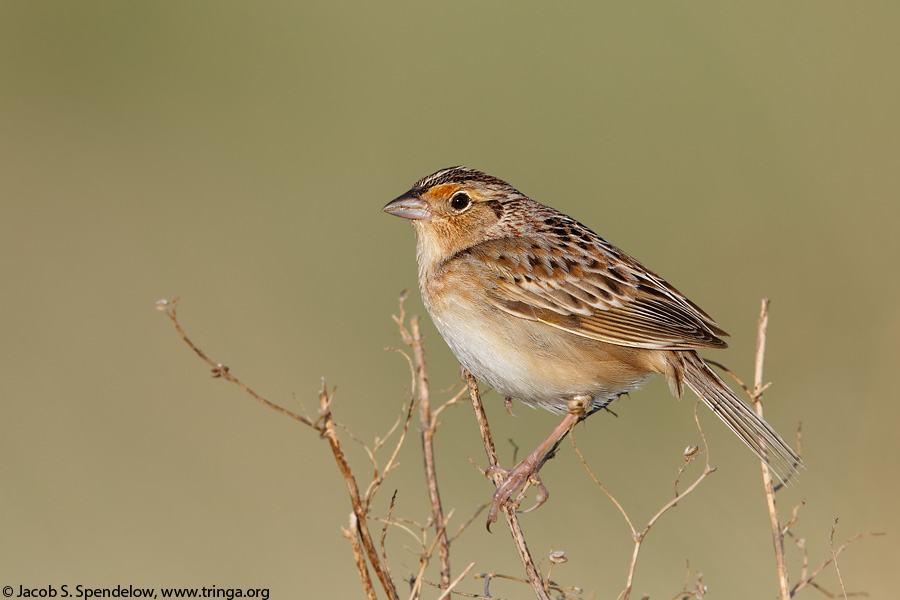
[383,166,801,527]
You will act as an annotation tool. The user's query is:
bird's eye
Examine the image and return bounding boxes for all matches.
[449,192,471,211]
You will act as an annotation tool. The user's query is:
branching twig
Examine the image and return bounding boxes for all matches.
[574,401,713,600]
[714,300,881,597]
[791,529,884,597]
[623,403,713,600]
[449,504,489,544]
[432,384,470,423]
[318,386,401,600]
[782,500,805,537]
[159,298,400,600]
[406,510,457,600]
[362,396,416,510]
[569,443,635,534]
[436,562,477,600]
[668,562,707,600]
[472,570,577,600]
[159,298,316,428]
[393,291,452,589]
[421,576,495,600]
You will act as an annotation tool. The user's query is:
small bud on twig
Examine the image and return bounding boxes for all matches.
[683,445,699,460]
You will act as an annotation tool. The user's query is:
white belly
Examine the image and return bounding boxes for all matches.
[427,298,650,412]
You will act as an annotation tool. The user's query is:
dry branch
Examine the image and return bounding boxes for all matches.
[159,294,879,599]
[159,298,399,600]
[344,512,378,600]
[751,299,791,599]
[465,371,551,600]
[711,299,882,598]
[392,292,457,592]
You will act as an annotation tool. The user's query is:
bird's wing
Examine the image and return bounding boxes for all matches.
[461,235,728,351]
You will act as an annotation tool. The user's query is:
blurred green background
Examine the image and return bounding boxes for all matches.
[2,1,897,598]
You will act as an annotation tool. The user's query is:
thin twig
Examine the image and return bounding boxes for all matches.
[319,386,401,600]
[411,315,452,588]
[751,299,790,600]
[465,371,551,600]
[613,402,714,600]
[790,530,884,596]
[753,299,770,400]
[161,298,316,427]
[344,512,378,600]
[782,500,805,537]
[668,562,707,600]
[702,359,752,399]
[381,491,399,591]
[830,519,849,600]
[432,384,469,422]
[393,293,452,588]
[796,535,809,586]
[571,440,635,535]
[473,571,575,599]
[449,504,489,544]
[160,298,398,599]
[544,551,568,596]
[408,513,455,600]
[363,395,416,510]
[371,514,424,548]
[421,577,496,600]
[436,562,477,600]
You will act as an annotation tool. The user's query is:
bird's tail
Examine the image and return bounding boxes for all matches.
[674,351,802,483]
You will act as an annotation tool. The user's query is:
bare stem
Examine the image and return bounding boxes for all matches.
[751,299,790,600]
[571,440,636,536]
[344,512,378,600]
[393,291,452,590]
[319,386,401,600]
[465,371,551,600]
[830,519,849,600]
[410,316,452,588]
[436,562,477,600]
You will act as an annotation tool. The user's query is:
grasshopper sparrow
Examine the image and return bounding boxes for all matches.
[384,166,801,526]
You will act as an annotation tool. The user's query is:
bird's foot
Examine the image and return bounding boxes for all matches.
[482,397,587,531]
[503,397,518,417]
[485,457,550,529]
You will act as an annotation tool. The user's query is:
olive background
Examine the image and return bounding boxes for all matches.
[2,2,897,598]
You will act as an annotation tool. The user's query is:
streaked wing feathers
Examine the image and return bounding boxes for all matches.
[464,233,728,351]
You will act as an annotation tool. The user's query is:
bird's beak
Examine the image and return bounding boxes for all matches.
[382,192,432,220]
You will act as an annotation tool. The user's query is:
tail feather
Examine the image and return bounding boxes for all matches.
[676,351,802,482]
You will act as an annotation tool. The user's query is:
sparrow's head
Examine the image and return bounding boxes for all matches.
[383,166,528,265]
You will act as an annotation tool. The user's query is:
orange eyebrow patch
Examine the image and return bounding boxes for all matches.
[424,183,460,200]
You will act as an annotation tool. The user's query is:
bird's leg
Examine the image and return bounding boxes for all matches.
[504,397,518,417]
[486,396,589,528]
